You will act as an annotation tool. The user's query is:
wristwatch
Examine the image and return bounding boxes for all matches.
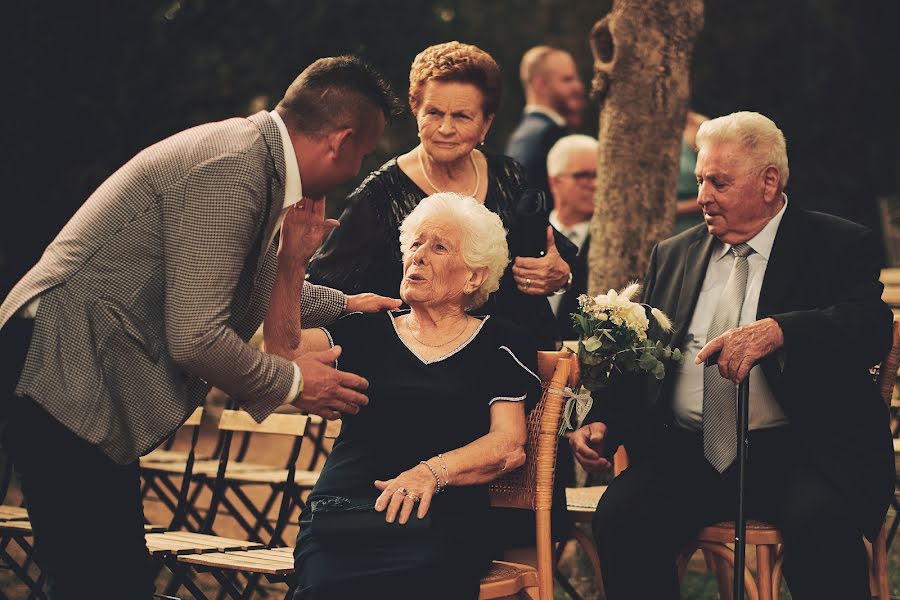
[553,271,574,296]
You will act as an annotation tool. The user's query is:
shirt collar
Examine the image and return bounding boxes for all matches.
[270,110,303,210]
[524,104,566,128]
[714,194,789,262]
[549,210,590,243]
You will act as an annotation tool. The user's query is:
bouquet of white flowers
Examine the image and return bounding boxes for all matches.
[572,282,683,391]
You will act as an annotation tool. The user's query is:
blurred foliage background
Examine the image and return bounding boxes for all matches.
[3,0,898,294]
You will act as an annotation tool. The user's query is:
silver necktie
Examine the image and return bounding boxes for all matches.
[702,243,753,472]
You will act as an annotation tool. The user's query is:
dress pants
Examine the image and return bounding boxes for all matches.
[1,319,155,600]
[592,426,870,600]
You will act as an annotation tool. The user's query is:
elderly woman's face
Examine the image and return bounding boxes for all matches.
[416,80,493,165]
[400,217,478,308]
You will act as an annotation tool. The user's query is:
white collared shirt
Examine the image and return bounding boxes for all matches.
[268,110,306,405]
[548,211,589,315]
[671,196,790,431]
[268,110,303,243]
[523,104,567,128]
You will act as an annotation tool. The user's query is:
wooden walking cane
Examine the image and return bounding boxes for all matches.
[734,376,750,599]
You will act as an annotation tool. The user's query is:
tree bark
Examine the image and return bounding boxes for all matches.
[587,0,704,296]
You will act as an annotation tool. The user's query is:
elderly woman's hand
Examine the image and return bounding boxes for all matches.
[279,197,339,267]
[373,463,439,525]
[512,226,572,296]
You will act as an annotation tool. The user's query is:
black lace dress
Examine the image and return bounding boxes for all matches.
[306,153,577,350]
[291,311,541,599]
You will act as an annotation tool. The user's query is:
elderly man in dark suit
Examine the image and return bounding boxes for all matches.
[505,46,585,200]
[567,111,894,599]
[546,134,598,340]
[0,56,400,598]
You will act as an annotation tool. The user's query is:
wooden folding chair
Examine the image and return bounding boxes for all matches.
[153,409,311,598]
[173,416,342,599]
[140,407,210,531]
[677,317,900,600]
[479,350,577,600]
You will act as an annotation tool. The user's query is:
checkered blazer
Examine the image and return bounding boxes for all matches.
[0,111,345,464]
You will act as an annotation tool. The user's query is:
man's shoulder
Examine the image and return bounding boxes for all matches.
[656,222,709,255]
[792,207,872,239]
[506,112,563,149]
[159,115,265,154]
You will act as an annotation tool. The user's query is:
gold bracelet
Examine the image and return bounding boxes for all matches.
[437,453,450,486]
[419,460,444,493]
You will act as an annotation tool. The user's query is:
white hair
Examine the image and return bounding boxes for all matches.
[399,193,509,310]
[547,134,599,177]
[695,111,790,188]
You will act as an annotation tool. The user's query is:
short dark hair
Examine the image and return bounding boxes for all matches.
[276,55,400,136]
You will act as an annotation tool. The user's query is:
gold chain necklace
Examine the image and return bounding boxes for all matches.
[405,315,470,348]
[417,147,480,197]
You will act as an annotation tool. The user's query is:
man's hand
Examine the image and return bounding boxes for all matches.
[279,197,339,267]
[292,346,368,419]
[512,226,571,296]
[567,422,612,474]
[344,293,402,314]
[695,317,784,383]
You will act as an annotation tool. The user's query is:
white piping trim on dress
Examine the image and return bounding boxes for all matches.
[488,394,526,406]
[498,345,541,383]
[319,327,337,369]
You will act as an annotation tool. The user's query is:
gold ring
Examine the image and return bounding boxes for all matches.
[395,487,409,496]
[525,278,531,288]
[407,493,420,503]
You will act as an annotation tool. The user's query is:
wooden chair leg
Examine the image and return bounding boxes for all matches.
[771,546,784,599]
[870,526,889,600]
[713,554,733,600]
[755,544,774,600]
[697,542,760,600]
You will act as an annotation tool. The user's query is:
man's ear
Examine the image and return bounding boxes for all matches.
[326,128,354,158]
[762,165,780,203]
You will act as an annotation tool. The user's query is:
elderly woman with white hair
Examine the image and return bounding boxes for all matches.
[290,193,541,599]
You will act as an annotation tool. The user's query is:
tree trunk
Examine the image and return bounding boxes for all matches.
[587,0,704,296]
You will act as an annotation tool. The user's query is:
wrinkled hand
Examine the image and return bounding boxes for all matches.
[695,317,784,383]
[292,346,368,419]
[513,227,571,296]
[374,463,438,524]
[279,197,339,266]
[344,293,402,315]
[567,422,612,474]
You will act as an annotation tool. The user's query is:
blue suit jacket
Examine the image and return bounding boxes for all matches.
[504,111,566,202]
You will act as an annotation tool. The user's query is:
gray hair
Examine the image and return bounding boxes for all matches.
[547,134,599,177]
[695,111,790,188]
[399,193,509,310]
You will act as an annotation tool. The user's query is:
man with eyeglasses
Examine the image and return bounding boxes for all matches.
[546,135,598,340]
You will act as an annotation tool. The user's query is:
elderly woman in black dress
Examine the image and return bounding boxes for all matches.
[307,41,577,351]
[289,193,542,599]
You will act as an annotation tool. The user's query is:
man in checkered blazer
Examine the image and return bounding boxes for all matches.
[0,56,400,598]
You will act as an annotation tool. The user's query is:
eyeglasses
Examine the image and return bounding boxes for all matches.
[558,170,598,184]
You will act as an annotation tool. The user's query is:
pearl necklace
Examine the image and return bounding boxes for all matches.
[405,315,470,348]
[417,147,480,197]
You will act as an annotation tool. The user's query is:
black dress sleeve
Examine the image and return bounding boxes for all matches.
[485,318,542,411]
[306,166,401,298]
[318,312,379,373]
